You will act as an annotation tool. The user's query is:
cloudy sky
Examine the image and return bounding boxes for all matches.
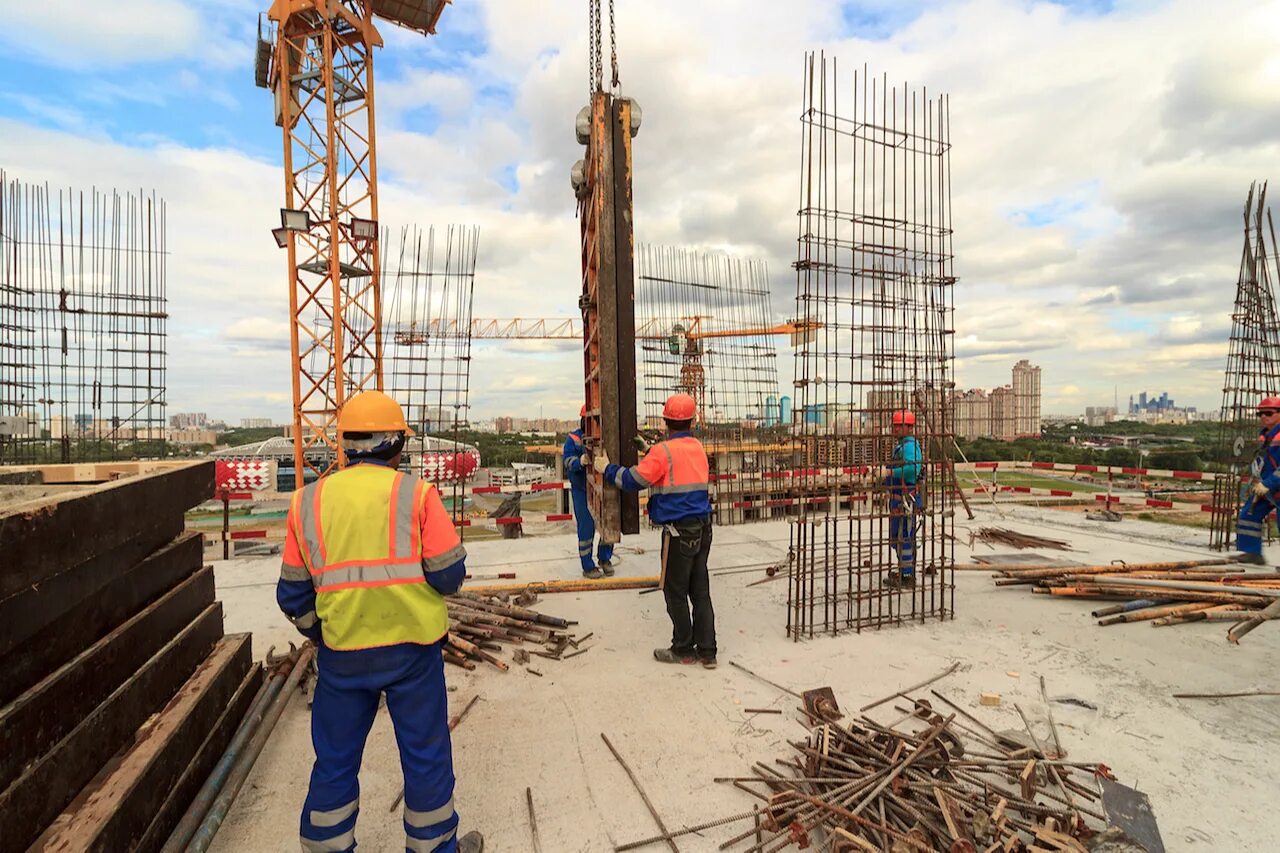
[2,0,1278,422]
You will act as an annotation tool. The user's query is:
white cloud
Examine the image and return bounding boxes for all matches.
[0,0,203,67]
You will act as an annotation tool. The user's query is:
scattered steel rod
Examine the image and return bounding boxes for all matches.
[859,661,960,712]
[527,786,543,853]
[601,733,680,853]
[728,661,802,699]
[1173,690,1280,699]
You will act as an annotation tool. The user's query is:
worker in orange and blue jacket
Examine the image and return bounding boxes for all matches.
[1237,395,1280,565]
[595,393,717,669]
[563,404,615,579]
[277,391,484,853]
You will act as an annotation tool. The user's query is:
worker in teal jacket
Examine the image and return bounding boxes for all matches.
[884,410,923,587]
[1237,396,1280,563]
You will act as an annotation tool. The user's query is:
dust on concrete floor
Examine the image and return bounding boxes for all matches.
[210,503,1280,852]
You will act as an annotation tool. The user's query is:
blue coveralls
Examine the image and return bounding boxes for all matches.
[885,435,923,577]
[277,457,467,853]
[564,429,614,573]
[1236,423,1280,555]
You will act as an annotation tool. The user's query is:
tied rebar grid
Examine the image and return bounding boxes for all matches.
[787,56,956,640]
[0,169,167,466]
[1210,182,1280,550]
[382,225,479,519]
[635,245,794,525]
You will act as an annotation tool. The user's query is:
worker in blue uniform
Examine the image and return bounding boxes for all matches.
[1236,396,1280,564]
[564,404,615,579]
[277,391,484,853]
[884,410,924,588]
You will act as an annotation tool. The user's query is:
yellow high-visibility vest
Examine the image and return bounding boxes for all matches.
[286,464,463,650]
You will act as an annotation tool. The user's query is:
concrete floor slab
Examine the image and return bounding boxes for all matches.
[209,504,1280,851]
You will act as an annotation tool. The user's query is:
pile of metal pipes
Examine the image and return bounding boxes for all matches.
[972,527,1072,551]
[990,558,1280,642]
[444,592,584,671]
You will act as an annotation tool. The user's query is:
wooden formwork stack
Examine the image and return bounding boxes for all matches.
[0,460,260,851]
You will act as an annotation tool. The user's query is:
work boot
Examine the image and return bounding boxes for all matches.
[583,568,604,579]
[599,558,616,576]
[458,831,485,853]
[1236,553,1267,565]
[701,657,718,670]
[884,571,915,589]
[653,648,697,665]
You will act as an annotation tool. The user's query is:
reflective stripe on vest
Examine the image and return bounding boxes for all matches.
[295,465,451,651]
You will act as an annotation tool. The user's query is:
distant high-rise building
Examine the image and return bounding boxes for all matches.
[989,386,1016,440]
[954,389,993,439]
[240,417,274,429]
[1011,359,1042,437]
[170,412,208,429]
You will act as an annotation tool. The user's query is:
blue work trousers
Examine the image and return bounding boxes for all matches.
[570,484,614,572]
[301,642,458,853]
[1236,494,1274,555]
[886,478,922,577]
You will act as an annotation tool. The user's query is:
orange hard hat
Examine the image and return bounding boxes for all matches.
[338,390,414,435]
[1259,396,1280,411]
[891,410,916,427]
[580,404,587,418]
[663,393,697,421]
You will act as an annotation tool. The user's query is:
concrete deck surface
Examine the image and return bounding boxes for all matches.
[210,503,1280,852]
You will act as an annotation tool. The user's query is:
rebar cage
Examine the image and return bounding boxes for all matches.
[787,56,956,638]
[635,244,794,525]
[1210,183,1280,550]
[0,170,167,465]
[382,224,478,520]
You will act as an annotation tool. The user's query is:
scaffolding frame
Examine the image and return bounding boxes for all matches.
[787,56,956,639]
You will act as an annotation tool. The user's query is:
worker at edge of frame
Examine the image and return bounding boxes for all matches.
[277,390,485,853]
[593,392,718,669]
[1236,395,1280,565]
[564,403,616,579]
[884,409,924,589]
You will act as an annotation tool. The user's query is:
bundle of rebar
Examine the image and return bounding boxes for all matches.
[617,687,1117,851]
[989,559,1280,642]
[973,527,1072,551]
[442,592,584,671]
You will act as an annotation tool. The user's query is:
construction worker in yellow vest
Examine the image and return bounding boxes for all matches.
[277,390,484,853]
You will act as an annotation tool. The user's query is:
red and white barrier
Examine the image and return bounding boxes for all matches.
[215,459,276,493]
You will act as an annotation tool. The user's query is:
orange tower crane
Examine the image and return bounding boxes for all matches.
[257,0,448,480]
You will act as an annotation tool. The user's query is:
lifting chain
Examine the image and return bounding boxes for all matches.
[587,0,597,95]
[609,0,619,89]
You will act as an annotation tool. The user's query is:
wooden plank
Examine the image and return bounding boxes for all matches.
[0,460,191,485]
[32,634,254,853]
[134,659,263,853]
[0,530,203,703]
[0,603,223,852]
[0,459,212,602]
[0,567,217,792]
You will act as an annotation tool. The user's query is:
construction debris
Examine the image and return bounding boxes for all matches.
[973,527,1074,551]
[444,591,583,670]
[677,685,1140,852]
[989,560,1280,641]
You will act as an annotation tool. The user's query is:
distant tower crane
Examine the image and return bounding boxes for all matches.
[256,0,447,480]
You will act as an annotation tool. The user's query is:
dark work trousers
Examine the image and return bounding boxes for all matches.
[660,515,716,660]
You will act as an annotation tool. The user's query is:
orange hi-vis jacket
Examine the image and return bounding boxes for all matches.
[279,464,465,651]
[605,432,712,523]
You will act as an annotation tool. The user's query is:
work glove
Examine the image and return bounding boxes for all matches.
[633,434,651,453]
[593,451,610,474]
[1252,481,1270,498]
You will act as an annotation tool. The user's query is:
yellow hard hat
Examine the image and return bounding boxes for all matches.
[338,390,415,435]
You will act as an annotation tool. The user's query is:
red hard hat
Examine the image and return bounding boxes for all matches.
[580,404,587,418]
[663,393,697,421]
[891,410,916,427]
[1260,397,1280,410]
